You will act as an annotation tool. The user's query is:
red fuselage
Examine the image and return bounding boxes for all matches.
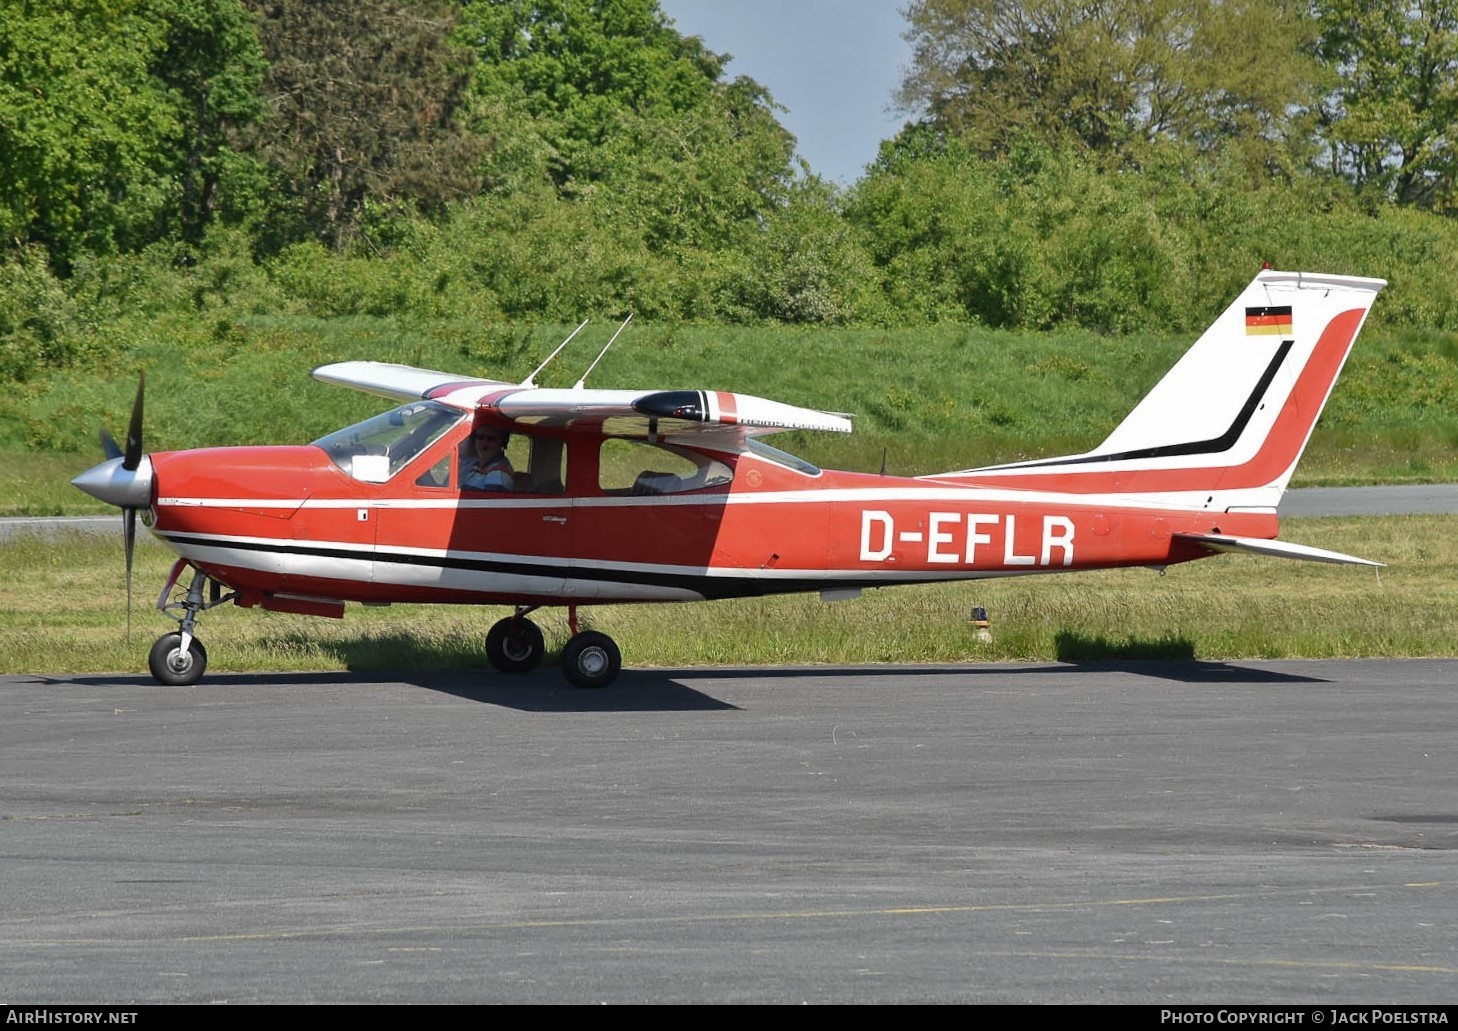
[143,424,1274,614]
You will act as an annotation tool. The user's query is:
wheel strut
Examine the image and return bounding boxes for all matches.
[150,561,234,685]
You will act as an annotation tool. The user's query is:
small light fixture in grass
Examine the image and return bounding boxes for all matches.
[970,606,992,643]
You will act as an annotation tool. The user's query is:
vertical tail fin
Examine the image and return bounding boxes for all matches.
[938,269,1386,510]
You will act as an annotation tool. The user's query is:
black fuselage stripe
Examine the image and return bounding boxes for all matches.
[159,533,873,599]
[1001,340,1293,470]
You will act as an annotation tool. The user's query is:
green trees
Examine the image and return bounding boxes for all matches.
[895,0,1321,173]
[1,2,175,268]
[460,0,728,186]
[0,0,269,266]
[247,0,482,250]
[151,0,268,245]
[1313,0,1458,210]
[896,0,1458,209]
[458,0,796,251]
[6,0,1458,355]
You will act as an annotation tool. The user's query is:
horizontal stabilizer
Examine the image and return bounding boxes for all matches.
[1174,532,1382,567]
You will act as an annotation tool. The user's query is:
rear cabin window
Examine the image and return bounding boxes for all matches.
[598,439,732,495]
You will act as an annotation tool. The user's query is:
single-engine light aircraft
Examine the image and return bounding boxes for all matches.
[74,268,1384,688]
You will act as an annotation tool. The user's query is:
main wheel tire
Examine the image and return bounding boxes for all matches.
[148,632,208,686]
[561,631,621,689]
[485,616,545,673]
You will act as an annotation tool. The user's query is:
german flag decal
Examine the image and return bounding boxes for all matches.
[1245,305,1293,336]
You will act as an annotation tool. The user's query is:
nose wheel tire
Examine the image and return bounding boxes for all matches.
[148,632,208,686]
[485,616,545,673]
[561,631,621,689]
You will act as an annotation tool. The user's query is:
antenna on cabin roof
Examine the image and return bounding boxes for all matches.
[522,319,589,387]
[574,313,633,390]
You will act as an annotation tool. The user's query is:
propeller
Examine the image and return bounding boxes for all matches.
[72,374,151,637]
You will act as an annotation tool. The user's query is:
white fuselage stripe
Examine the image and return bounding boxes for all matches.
[157,485,1260,514]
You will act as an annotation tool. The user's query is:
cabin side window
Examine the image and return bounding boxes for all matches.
[598,439,733,495]
[458,424,566,495]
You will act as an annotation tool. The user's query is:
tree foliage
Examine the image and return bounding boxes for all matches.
[458,0,727,183]
[896,0,1322,173]
[149,0,269,244]
[1314,0,1458,210]
[0,0,269,266]
[0,1,176,267]
[246,0,484,250]
[457,0,797,252]
[8,0,1458,374]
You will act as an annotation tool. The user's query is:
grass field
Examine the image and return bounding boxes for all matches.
[3,514,1452,677]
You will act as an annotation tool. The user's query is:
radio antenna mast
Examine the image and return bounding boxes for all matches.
[522,319,589,387]
[574,314,633,390]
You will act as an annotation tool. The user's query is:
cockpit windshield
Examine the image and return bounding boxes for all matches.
[313,401,466,482]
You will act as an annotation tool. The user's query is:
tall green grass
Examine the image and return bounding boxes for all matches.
[5,317,1457,516]
[2,515,1451,676]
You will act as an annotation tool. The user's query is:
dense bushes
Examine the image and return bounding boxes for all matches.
[6,142,1458,397]
[844,140,1458,334]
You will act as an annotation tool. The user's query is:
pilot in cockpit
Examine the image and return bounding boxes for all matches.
[461,425,515,491]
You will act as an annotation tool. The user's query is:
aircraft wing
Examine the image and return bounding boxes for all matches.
[1174,532,1382,567]
[312,361,510,403]
[490,387,852,438]
[314,361,853,438]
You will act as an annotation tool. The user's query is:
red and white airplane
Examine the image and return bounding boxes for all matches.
[74,268,1384,688]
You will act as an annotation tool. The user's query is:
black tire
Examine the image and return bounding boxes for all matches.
[485,616,545,673]
[148,632,208,686]
[561,631,621,689]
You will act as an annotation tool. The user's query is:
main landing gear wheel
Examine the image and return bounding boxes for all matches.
[561,631,621,689]
[148,632,208,686]
[485,616,545,673]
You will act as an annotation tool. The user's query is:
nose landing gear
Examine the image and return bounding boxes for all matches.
[149,560,234,686]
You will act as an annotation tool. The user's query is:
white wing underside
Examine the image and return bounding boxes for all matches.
[312,361,508,401]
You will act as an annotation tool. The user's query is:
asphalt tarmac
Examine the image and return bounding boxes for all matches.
[3,659,1457,1004]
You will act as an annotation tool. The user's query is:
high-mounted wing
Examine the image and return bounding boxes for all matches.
[490,387,853,438]
[314,361,853,439]
[312,361,509,403]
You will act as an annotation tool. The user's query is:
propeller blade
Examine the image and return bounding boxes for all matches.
[123,507,136,640]
[123,373,144,472]
[99,427,122,461]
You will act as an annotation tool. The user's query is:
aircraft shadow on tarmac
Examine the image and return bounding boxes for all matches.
[50,657,1328,714]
